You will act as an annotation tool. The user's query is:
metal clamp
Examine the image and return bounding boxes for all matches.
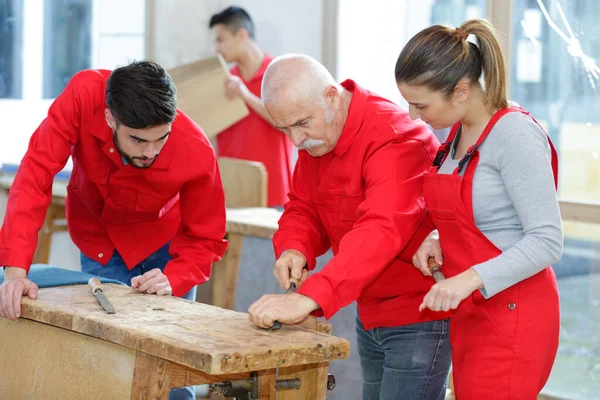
[209,372,336,399]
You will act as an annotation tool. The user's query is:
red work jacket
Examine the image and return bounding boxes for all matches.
[216,55,293,207]
[274,80,449,330]
[0,69,228,297]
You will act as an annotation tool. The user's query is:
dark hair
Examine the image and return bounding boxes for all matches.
[106,60,177,129]
[209,6,255,39]
[395,19,508,110]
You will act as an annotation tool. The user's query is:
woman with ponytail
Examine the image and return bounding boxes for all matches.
[395,19,561,399]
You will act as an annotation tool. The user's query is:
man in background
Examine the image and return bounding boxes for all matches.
[210,6,293,207]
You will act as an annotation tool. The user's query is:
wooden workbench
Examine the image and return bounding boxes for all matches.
[0,283,350,399]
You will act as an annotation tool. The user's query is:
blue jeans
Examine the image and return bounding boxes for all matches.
[81,243,197,400]
[356,317,451,400]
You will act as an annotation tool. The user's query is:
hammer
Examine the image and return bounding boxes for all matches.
[428,257,446,283]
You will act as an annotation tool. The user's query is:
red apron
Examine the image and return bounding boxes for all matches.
[423,106,560,399]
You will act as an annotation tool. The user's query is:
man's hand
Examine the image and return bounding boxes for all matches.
[419,268,484,312]
[274,250,308,291]
[248,293,319,329]
[131,268,172,296]
[225,75,249,101]
[413,231,443,277]
[0,267,38,321]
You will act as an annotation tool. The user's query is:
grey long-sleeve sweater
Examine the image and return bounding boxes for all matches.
[438,112,563,298]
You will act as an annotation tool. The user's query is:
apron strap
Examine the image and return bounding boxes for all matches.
[453,106,520,175]
[432,123,462,171]
[431,106,559,191]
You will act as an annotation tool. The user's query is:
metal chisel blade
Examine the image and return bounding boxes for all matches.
[94,291,116,314]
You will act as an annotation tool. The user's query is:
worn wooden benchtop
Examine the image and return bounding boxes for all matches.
[225,207,282,238]
[20,284,350,376]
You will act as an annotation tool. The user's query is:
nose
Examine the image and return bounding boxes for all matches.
[142,143,159,159]
[408,106,420,121]
[289,129,307,147]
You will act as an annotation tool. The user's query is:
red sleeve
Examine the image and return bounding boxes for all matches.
[0,74,83,270]
[273,155,331,269]
[163,150,228,296]
[297,137,434,319]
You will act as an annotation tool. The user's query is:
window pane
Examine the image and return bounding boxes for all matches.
[0,0,23,99]
[512,0,600,202]
[429,0,487,26]
[512,1,600,398]
[43,0,92,99]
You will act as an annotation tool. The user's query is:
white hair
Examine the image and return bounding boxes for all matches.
[261,54,341,106]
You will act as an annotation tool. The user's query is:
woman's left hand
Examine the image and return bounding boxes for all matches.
[419,268,484,312]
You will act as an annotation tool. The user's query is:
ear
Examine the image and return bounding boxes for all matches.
[324,85,340,108]
[451,80,471,104]
[236,28,250,42]
[104,108,116,130]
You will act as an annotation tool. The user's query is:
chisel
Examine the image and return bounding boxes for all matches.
[88,278,116,314]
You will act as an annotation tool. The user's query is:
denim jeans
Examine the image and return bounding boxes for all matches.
[81,243,197,400]
[356,317,451,400]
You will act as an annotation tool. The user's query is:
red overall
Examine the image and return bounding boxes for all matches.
[423,106,560,399]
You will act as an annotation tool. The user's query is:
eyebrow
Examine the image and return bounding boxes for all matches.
[129,131,171,142]
[275,117,310,130]
[409,102,427,107]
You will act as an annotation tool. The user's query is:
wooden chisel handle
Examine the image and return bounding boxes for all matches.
[88,277,103,293]
[271,278,299,330]
[428,257,446,283]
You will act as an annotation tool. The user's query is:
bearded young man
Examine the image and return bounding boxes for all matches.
[0,61,227,400]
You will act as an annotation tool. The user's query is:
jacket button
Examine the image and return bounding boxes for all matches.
[109,148,115,153]
[98,253,104,258]
[508,303,516,311]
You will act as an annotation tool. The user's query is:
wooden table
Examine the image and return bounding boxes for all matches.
[0,283,349,399]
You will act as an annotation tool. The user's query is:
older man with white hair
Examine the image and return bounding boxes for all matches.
[247,54,452,400]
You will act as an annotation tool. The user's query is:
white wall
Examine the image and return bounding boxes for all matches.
[148,0,324,69]
[336,0,407,105]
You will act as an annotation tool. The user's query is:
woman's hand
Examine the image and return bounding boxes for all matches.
[412,230,443,277]
[419,268,484,312]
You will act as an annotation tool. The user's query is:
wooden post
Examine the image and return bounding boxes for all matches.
[277,362,329,400]
[211,233,243,310]
[130,352,173,400]
[257,368,277,399]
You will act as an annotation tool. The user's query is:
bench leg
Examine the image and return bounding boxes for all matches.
[277,362,329,400]
[211,233,243,310]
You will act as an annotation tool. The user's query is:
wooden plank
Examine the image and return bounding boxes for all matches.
[225,207,282,239]
[20,284,351,375]
[130,352,172,399]
[168,56,249,139]
[559,199,600,224]
[218,157,268,208]
[277,362,329,400]
[211,233,243,310]
[0,318,135,400]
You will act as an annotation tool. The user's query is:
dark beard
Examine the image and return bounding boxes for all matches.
[113,130,157,169]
